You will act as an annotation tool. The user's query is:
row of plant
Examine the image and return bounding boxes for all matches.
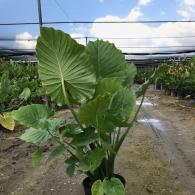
[135,68,155,84]
[156,58,195,99]
[7,27,160,195]
[0,60,45,113]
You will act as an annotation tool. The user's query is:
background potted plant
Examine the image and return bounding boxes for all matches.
[12,27,156,195]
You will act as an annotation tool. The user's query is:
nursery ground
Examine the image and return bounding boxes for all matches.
[1,87,195,195]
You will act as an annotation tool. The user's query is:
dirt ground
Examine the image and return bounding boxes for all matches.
[1,87,195,195]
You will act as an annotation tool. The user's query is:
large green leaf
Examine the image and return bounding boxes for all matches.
[79,148,105,172]
[20,128,52,144]
[36,27,96,105]
[60,124,83,138]
[95,78,123,97]
[109,89,136,125]
[47,118,65,132]
[92,180,104,195]
[103,178,125,195]
[48,145,65,161]
[12,104,53,129]
[71,128,98,147]
[78,95,111,129]
[123,62,137,87]
[65,156,78,178]
[86,39,136,86]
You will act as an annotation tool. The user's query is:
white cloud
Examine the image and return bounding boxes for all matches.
[14,32,37,50]
[88,9,195,53]
[99,0,104,3]
[138,0,152,6]
[127,6,143,20]
[70,33,86,45]
[184,0,195,5]
[177,0,195,19]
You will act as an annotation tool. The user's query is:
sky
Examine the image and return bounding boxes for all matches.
[0,0,195,53]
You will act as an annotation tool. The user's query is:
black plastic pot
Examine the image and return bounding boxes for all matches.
[82,174,126,195]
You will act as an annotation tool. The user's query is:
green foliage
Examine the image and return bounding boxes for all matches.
[0,60,43,113]
[136,66,161,98]
[13,27,154,194]
[71,128,99,147]
[103,178,125,195]
[0,72,10,104]
[32,148,43,167]
[12,104,54,129]
[13,104,65,144]
[95,78,123,97]
[91,180,104,195]
[157,58,195,98]
[91,178,125,195]
[86,39,136,86]
[79,148,105,172]
[19,87,31,101]
[78,95,111,129]
[65,156,78,177]
[135,68,154,84]
[48,145,65,161]
[36,27,96,105]
[109,89,136,125]
[20,128,52,144]
[60,124,83,138]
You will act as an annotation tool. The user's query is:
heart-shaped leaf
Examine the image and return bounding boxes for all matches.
[86,39,136,86]
[0,114,15,131]
[36,27,96,105]
[78,95,111,128]
[12,104,53,129]
[103,177,125,195]
[79,148,105,172]
[92,180,104,195]
[109,89,136,125]
[20,128,52,144]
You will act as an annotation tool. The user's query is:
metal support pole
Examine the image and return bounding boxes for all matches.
[85,36,88,46]
[37,0,43,30]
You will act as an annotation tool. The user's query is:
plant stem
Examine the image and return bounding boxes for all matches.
[61,79,84,131]
[112,130,116,144]
[115,127,121,144]
[47,129,79,160]
[64,140,76,150]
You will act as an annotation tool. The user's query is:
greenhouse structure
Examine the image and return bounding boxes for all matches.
[1,0,195,195]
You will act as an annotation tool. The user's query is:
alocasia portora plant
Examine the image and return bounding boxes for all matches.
[12,27,153,195]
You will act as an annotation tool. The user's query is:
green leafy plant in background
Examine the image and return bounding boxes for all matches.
[0,71,15,130]
[158,58,195,98]
[0,60,44,113]
[135,68,154,84]
[12,27,155,195]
